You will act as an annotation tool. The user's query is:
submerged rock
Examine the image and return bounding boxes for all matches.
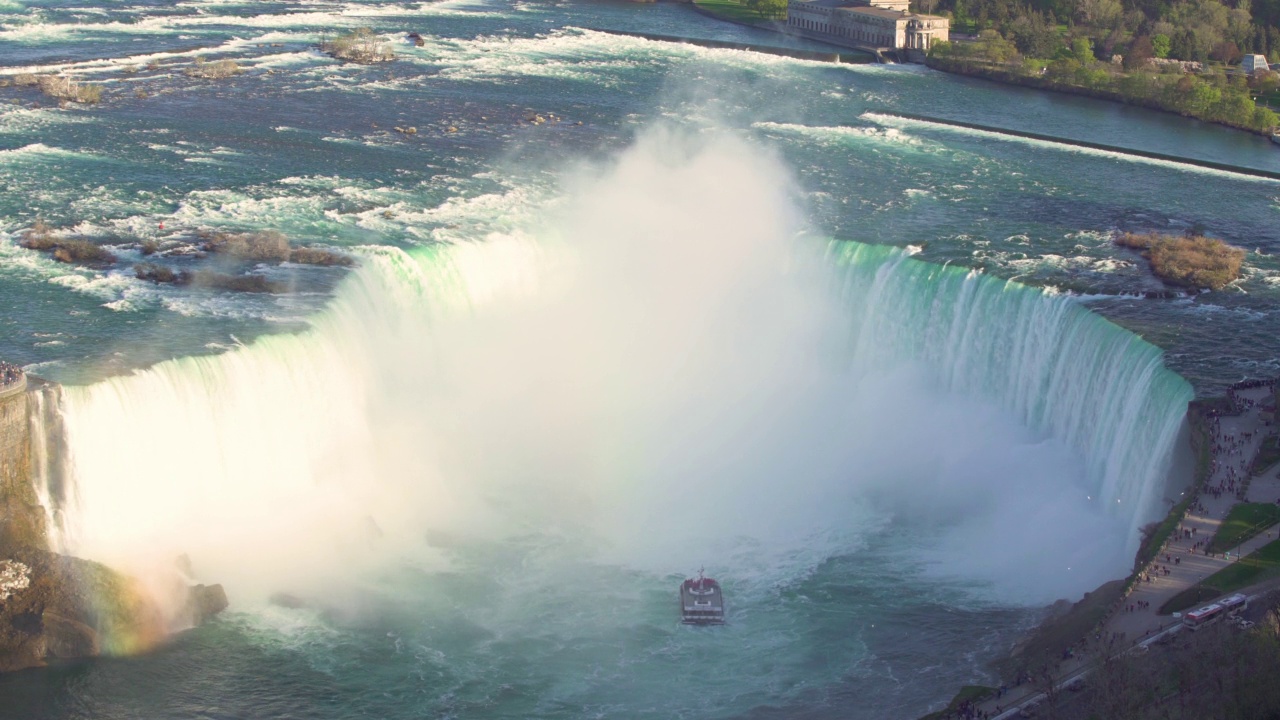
[269,592,307,609]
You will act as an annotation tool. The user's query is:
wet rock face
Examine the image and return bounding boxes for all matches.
[0,384,228,674]
[42,611,100,659]
[186,584,229,626]
[0,549,168,671]
[0,387,46,556]
[0,552,48,672]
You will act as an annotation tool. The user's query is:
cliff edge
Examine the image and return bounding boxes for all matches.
[0,373,225,673]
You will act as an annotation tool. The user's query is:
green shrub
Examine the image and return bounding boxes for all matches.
[1254,436,1280,475]
[184,58,243,80]
[32,75,103,104]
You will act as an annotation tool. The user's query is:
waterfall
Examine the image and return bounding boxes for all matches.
[27,379,71,553]
[827,242,1193,557]
[35,133,1194,608]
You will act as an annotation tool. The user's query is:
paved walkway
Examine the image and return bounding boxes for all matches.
[1107,384,1276,642]
[952,383,1279,720]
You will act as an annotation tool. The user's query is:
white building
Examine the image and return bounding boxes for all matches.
[1242,54,1270,74]
[786,0,950,54]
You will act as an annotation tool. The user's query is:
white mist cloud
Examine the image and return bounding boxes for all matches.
[55,125,1135,619]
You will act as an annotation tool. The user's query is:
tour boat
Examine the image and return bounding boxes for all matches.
[680,568,725,625]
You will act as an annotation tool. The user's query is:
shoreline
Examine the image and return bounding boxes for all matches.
[686,0,1279,142]
[926,55,1280,141]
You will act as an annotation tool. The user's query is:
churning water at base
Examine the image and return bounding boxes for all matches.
[23,131,1192,719]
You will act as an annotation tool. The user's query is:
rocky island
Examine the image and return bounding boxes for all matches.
[1115,231,1246,291]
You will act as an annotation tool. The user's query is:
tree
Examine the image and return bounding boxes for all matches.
[1173,75,1223,113]
[1074,0,1122,26]
[1170,27,1200,59]
[1166,0,1235,60]
[1252,105,1278,129]
[745,0,786,18]
[1211,89,1255,124]
[1153,33,1172,57]
[1211,40,1243,62]
[977,28,1020,61]
[1006,12,1061,57]
[1101,26,1126,59]
[1072,36,1096,63]
[1126,35,1156,68]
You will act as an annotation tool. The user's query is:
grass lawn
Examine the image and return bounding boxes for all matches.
[1160,538,1280,614]
[1210,502,1280,553]
[692,0,774,24]
[1253,436,1280,475]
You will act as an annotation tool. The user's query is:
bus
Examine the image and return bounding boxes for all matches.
[1220,593,1248,616]
[1183,603,1224,630]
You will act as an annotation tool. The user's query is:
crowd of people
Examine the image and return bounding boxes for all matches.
[1116,378,1276,623]
[0,361,23,389]
[1204,426,1257,501]
[1228,377,1278,415]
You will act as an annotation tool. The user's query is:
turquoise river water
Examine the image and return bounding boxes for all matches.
[0,0,1276,717]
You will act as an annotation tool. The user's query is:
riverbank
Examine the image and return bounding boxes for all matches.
[926,53,1280,140]
[687,0,1277,142]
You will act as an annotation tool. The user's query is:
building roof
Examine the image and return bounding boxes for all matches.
[847,5,907,19]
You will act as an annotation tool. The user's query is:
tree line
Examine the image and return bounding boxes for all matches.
[924,0,1280,132]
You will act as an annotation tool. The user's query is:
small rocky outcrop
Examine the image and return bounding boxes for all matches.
[320,28,395,63]
[1115,231,1245,291]
[269,592,306,609]
[0,549,165,671]
[134,263,285,294]
[18,221,116,267]
[185,583,229,625]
